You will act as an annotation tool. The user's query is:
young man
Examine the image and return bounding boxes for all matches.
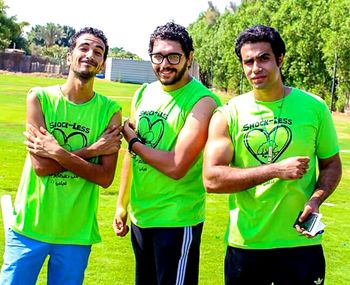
[113,22,221,284]
[0,27,122,285]
[203,25,342,285]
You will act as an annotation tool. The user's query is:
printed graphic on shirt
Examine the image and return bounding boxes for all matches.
[138,115,165,148]
[133,112,166,172]
[52,128,88,152]
[48,122,89,185]
[243,123,292,164]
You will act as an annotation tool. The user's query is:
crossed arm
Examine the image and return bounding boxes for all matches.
[25,91,122,188]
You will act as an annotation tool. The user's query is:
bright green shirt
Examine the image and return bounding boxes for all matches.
[219,88,339,249]
[13,85,121,245]
[130,78,221,228]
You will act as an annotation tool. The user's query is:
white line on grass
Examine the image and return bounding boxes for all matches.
[323,202,336,207]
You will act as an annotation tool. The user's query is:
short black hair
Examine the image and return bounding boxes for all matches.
[235,25,285,64]
[69,27,109,62]
[148,22,194,58]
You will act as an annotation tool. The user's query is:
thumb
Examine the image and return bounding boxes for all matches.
[299,207,312,222]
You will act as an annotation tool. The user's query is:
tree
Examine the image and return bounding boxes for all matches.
[40,23,65,47]
[57,25,76,47]
[0,0,22,50]
[188,0,349,110]
[28,23,65,48]
[205,1,221,26]
[322,0,350,111]
[109,47,142,60]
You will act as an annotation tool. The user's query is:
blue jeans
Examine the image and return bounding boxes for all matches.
[0,229,91,285]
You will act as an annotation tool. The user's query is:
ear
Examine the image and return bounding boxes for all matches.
[97,62,106,73]
[277,54,284,68]
[66,52,72,67]
[187,51,194,69]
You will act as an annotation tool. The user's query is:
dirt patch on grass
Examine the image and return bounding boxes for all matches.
[333,112,350,122]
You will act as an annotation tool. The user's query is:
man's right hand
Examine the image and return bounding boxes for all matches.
[113,207,129,237]
[274,156,310,180]
[90,125,123,156]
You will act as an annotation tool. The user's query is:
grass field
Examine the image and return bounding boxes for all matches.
[0,73,349,284]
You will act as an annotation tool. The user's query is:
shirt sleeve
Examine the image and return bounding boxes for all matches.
[315,101,339,159]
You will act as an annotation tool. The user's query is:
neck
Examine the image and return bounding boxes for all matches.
[162,74,192,92]
[62,73,95,103]
[253,84,286,102]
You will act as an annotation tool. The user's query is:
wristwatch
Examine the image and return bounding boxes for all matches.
[128,137,143,154]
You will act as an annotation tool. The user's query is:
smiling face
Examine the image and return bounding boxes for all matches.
[150,39,192,91]
[241,41,283,92]
[67,33,106,80]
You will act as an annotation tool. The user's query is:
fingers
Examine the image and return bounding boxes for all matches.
[112,220,129,237]
[27,124,49,138]
[104,124,118,134]
[23,130,35,143]
[26,124,39,137]
[123,119,135,130]
[117,224,129,237]
[39,126,50,135]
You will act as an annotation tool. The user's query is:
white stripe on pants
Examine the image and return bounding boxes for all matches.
[175,226,193,285]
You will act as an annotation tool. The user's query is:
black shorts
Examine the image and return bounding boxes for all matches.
[225,245,325,285]
[131,222,203,285]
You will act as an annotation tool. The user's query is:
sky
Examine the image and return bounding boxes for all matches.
[5,0,240,60]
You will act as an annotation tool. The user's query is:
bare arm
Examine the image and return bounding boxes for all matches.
[298,153,342,220]
[113,152,132,237]
[26,92,122,176]
[124,96,219,180]
[203,111,310,193]
[26,91,64,175]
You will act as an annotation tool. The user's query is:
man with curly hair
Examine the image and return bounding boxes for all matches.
[113,22,221,285]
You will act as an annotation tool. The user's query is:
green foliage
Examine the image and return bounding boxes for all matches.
[27,23,65,48]
[189,0,350,110]
[0,0,22,50]
[57,25,76,47]
[36,45,68,64]
[109,47,142,60]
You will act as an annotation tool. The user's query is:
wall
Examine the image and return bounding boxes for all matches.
[105,58,156,84]
[105,58,200,84]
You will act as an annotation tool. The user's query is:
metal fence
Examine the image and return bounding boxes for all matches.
[0,52,68,74]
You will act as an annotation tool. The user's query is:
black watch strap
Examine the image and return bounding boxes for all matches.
[128,137,142,154]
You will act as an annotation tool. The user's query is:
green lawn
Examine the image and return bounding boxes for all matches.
[0,73,349,284]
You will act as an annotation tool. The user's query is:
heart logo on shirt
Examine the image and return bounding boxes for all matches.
[244,125,292,164]
[52,128,88,152]
[138,116,164,148]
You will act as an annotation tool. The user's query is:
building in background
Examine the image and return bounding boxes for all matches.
[105,58,200,84]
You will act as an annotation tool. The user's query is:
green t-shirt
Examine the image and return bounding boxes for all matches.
[130,78,221,228]
[12,85,121,245]
[219,88,339,249]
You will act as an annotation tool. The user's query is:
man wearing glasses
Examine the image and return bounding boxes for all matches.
[113,22,221,284]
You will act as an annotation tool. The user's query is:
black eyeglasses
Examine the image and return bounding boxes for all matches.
[149,53,183,65]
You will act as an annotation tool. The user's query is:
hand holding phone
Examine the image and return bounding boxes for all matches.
[294,211,325,237]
